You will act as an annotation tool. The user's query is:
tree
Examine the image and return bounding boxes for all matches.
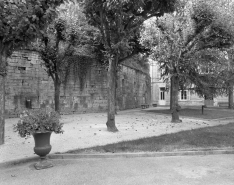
[140,0,234,122]
[188,48,234,109]
[189,49,228,98]
[189,0,234,109]
[36,1,98,113]
[225,49,234,109]
[83,0,177,132]
[0,0,64,145]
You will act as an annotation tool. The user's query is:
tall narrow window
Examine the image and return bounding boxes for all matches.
[160,87,165,100]
[180,90,188,100]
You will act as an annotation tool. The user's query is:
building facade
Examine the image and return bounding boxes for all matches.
[3,50,151,117]
[150,60,232,107]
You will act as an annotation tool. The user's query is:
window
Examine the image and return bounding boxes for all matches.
[25,99,32,109]
[160,87,165,100]
[180,90,189,100]
[18,67,26,71]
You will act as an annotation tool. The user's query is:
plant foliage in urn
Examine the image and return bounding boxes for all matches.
[14,108,64,138]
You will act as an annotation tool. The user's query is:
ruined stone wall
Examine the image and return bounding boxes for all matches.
[4,50,151,117]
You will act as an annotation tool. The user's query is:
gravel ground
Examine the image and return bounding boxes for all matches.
[0,108,232,163]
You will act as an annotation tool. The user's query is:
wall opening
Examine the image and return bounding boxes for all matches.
[25,99,32,109]
[18,67,26,71]
[160,87,165,100]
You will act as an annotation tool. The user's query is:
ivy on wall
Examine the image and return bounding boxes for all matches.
[63,55,93,92]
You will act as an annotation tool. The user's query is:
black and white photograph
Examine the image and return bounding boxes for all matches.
[0,0,234,184]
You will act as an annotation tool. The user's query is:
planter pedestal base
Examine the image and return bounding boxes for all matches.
[34,157,53,170]
[33,132,53,170]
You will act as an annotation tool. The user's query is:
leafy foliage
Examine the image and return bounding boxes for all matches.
[0,0,64,55]
[122,54,150,74]
[188,49,231,97]
[13,108,64,138]
[83,0,176,63]
[140,0,234,98]
[37,1,97,89]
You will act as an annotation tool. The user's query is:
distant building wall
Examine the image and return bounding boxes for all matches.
[152,83,231,107]
[4,50,151,117]
[150,60,232,106]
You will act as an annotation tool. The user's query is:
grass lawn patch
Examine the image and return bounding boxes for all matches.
[145,108,234,120]
[65,122,234,154]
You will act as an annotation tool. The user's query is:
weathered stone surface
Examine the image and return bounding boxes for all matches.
[3,50,151,116]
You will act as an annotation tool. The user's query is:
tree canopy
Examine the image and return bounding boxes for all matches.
[83,0,177,63]
[141,0,234,87]
[0,0,64,56]
[140,0,234,121]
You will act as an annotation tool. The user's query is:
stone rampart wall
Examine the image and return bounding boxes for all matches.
[4,50,151,116]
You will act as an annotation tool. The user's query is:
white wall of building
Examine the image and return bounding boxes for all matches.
[149,60,231,107]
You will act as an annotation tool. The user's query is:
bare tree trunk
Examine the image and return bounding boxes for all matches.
[0,75,5,145]
[170,76,173,110]
[227,51,234,109]
[54,78,61,113]
[106,57,118,132]
[115,70,118,115]
[228,82,234,109]
[0,46,7,145]
[171,75,181,123]
[115,87,118,115]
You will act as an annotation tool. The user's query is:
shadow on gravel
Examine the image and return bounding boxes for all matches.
[144,107,234,120]
[64,122,234,154]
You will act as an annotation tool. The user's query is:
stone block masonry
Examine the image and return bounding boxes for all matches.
[3,50,151,117]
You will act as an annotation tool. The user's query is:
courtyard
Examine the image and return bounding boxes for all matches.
[1,106,233,163]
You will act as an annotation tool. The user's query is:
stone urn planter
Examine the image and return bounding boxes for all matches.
[33,132,53,170]
[13,108,64,170]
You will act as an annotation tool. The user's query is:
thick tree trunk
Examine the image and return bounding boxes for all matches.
[0,47,7,145]
[228,83,234,109]
[106,57,118,132]
[54,79,61,113]
[171,75,181,123]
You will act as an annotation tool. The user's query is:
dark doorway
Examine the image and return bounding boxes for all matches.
[25,99,32,109]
